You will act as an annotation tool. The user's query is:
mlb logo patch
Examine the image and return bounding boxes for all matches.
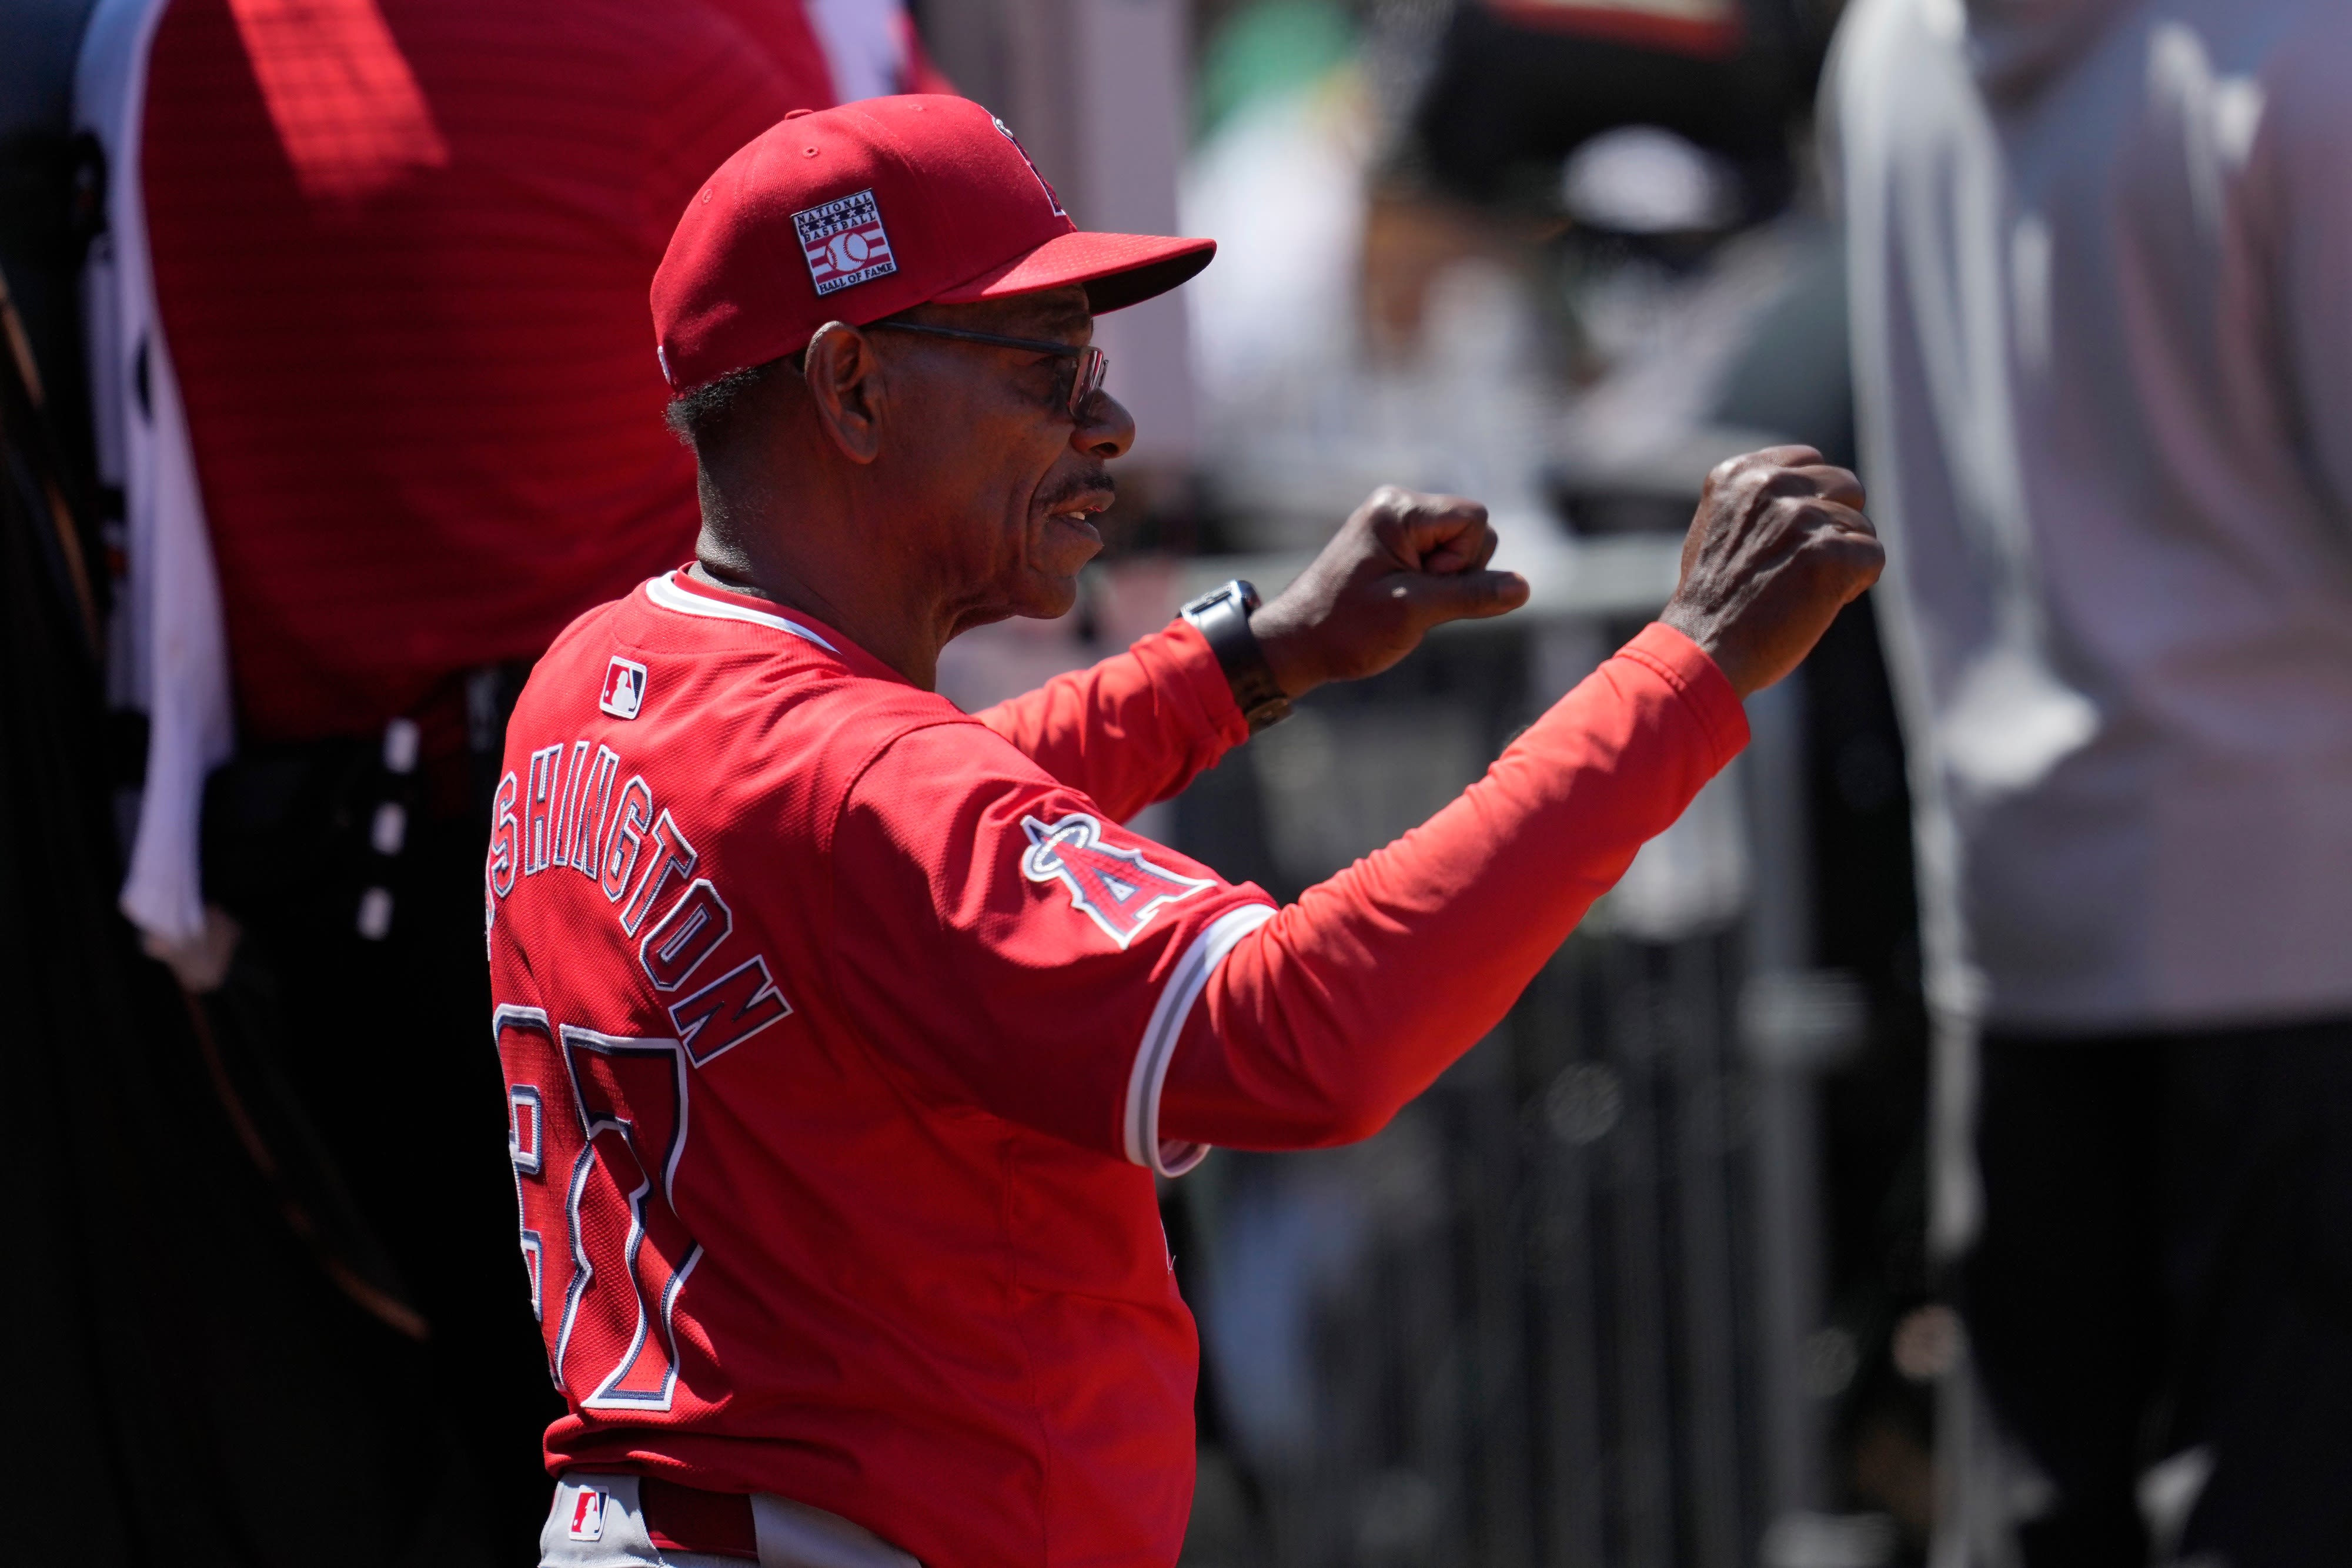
[794,189,897,297]
[600,657,647,720]
[566,1486,606,1542]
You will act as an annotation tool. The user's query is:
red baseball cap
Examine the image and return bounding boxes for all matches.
[652,95,1216,393]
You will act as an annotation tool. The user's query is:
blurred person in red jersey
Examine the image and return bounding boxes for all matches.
[76,0,940,1557]
[1829,1,2352,1562]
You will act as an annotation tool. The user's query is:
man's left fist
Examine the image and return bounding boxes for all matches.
[1248,486,1532,700]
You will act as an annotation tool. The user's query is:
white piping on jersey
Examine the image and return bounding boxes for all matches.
[643,574,841,653]
[1125,901,1277,1177]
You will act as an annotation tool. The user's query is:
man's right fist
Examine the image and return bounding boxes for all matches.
[1660,446,1885,698]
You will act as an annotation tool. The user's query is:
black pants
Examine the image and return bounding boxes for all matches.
[1963,1021,2352,1567]
[202,703,558,1566]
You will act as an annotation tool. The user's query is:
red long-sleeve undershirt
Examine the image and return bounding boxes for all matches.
[976,620,1248,824]
[1165,622,1747,1151]
[977,617,1748,1158]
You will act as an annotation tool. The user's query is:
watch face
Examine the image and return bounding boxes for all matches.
[1184,580,1255,620]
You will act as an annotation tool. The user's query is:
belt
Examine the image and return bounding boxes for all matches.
[639,1475,759,1561]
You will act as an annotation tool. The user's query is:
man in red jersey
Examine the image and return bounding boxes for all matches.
[491,95,1881,1567]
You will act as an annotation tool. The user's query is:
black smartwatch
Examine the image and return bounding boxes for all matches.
[1180,579,1292,734]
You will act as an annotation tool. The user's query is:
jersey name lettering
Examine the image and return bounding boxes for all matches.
[489,738,793,1066]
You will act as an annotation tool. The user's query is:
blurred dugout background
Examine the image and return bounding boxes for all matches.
[925,2,1935,1564]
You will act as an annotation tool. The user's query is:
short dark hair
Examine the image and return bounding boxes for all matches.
[663,353,797,454]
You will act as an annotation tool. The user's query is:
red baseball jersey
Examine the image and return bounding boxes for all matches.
[487,569,1268,1566]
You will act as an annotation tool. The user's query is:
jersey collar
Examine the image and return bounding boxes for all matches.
[644,570,844,650]
[644,570,928,689]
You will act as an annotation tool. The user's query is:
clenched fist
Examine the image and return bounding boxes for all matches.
[1249,486,1532,698]
[1661,447,1884,697]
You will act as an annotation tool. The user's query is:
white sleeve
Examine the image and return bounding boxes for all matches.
[76,0,236,956]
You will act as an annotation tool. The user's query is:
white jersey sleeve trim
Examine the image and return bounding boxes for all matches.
[1125,901,1277,1177]
[643,574,840,653]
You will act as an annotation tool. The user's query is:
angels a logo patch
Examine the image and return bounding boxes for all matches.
[1021,813,1208,948]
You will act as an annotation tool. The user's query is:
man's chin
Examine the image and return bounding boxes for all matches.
[1024,518,1101,599]
[1015,572,1082,621]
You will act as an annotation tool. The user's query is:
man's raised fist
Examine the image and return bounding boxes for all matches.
[1661,446,1885,698]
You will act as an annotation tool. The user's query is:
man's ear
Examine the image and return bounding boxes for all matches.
[802,322,886,466]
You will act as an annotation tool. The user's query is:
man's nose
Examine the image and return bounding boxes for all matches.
[1073,390,1135,461]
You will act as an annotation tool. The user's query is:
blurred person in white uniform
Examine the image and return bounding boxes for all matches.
[1829,1,2352,1563]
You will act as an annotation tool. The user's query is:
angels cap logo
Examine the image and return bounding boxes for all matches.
[990,116,1068,218]
[793,188,897,296]
[600,656,647,720]
[1021,813,1209,947]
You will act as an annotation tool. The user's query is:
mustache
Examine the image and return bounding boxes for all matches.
[1035,469,1115,512]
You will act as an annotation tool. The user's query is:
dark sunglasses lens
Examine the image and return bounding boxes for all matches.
[1069,349,1107,415]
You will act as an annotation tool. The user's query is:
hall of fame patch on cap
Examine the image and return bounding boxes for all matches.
[794,189,897,296]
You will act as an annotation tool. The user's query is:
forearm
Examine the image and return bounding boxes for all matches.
[977,620,1248,823]
[1160,623,1747,1149]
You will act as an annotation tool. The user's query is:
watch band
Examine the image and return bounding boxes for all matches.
[1179,579,1292,734]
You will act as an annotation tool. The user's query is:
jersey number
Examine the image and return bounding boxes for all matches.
[496,1006,700,1410]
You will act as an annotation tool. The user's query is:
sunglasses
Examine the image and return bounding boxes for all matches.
[868,320,1108,420]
